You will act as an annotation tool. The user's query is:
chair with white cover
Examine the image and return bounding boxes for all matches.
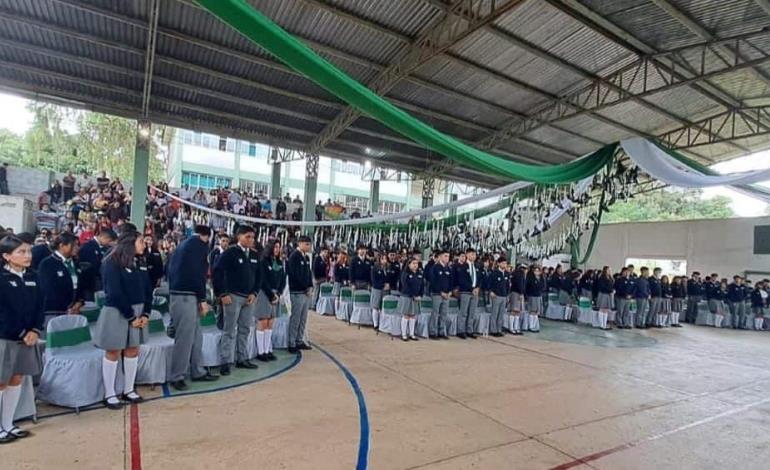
[350,290,373,327]
[337,286,353,321]
[446,297,460,336]
[316,283,335,316]
[577,297,594,326]
[137,311,174,385]
[38,315,103,410]
[416,297,433,338]
[79,301,101,324]
[379,296,401,337]
[545,291,565,320]
[199,311,223,367]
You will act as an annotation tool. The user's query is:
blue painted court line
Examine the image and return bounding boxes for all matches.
[312,342,370,470]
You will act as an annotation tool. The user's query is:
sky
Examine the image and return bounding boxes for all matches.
[1,91,768,216]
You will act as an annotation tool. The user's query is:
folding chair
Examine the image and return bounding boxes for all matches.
[380,296,400,339]
[316,282,335,316]
[350,290,373,327]
[137,311,174,386]
[338,286,353,323]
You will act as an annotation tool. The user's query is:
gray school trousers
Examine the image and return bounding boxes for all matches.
[289,292,310,347]
[169,294,206,381]
[219,294,254,365]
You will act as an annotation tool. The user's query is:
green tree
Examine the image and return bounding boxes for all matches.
[602,188,734,223]
[0,101,167,184]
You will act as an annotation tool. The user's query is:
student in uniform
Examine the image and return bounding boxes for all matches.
[143,236,165,289]
[398,258,422,341]
[727,276,746,329]
[525,264,544,333]
[312,247,330,306]
[479,257,493,311]
[670,276,685,327]
[453,248,479,339]
[614,268,633,329]
[657,275,672,328]
[213,225,259,375]
[510,264,527,335]
[208,232,230,271]
[166,225,217,391]
[38,232,84,327]
[751,281,766,330]
[333,252,350,295]
[78,229,117,301]
[386,252,401,294]
[31,239,52,271]
[287,235,314,354]
[488,257,510,337]
[93,231,151,409]
[648,268,662,327]
[428,250,452,340]
[256,240,285,361]
[713,279,729,328]
[595,266,613,330]
[579,270,594,302]
[705,274,722,323]
[0,235,44,443]
[634,267,651,329]
[685,272,704,324]
[350,245,371,289]
[370,254,389,331]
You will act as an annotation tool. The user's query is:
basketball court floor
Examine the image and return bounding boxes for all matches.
[4,315,770,470]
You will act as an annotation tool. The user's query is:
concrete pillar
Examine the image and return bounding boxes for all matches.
[232,139,241,188]
[302,153,319,233]
[369,179,380,215]
[270,154,281,200]
[448,193,458,219]
[130,120,150,226]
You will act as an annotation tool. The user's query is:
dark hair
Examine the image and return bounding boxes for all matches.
[15,232,36,245]
[194,225,212,237]
[52,232,79,250]
[104,231,139,268]
[119,223,138,235]
[262,239,281,262]
[0,235,26,264]
[235,225,255,237]
[97,229,118,241]
[298,235,311,243]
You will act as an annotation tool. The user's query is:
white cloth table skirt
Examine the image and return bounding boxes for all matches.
[350,307,373,326]
[380,313,400,336]
[16,376,36,420]
[137,333,174,385]
[446,313,458,336]
[578,307,594,326]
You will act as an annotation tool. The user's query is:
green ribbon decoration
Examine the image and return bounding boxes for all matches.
[195,0,615,183]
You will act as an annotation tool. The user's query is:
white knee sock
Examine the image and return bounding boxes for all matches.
[123,356,138,394]
[401,317,409,338]
[102,357,118,399]
[672,312,680,325]
[256,330,265,355]
[408,318,416,337]
[1,385,21,431]
[373,309,379,328]
[754,318,763,330]
[265,329,273,353]
[715,315,723,328]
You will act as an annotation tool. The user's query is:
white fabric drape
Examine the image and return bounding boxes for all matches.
[152,180,531,227]
[621,138,770,188]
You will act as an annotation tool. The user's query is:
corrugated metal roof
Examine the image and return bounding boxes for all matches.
[0,0,768,186]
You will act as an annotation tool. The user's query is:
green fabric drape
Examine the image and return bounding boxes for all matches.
[570,184,607,267]
[195,0,615,183]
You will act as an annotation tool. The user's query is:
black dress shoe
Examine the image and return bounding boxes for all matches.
[267,352,277,361]
[491,332,503,337]
[220,364,231,376]
[191,373,219,382]
[401,336,409,342]
[457,333,467,339]
[0,432,16,444]
[439,335,449,340]
[104,397,124,410]
[288,347,299,354]
[467,333,477,339]
[171,379,189,390]
[236,361,259,369]
[256,354,269,362]
[7,427,30,439]
[298,343,312,351]
[409,336,419,341]
[122,392,144,404]
[429,336,440,340]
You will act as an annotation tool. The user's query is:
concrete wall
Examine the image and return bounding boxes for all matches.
[0,195,36,233]
[4,165,53,196]
[584,216,770,278]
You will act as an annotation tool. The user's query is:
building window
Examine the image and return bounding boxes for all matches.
[237,140,250,155]
[378,201,404,215]
[239,180,269,195]
[182,171,231,190]
[332,160,362,175]
[343,195,369,213]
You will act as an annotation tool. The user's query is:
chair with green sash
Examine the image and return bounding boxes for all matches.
[38,314,104,410]
[80,301,101,323]
[316,282,335,316]
[152,296,169,314]
[350,290,373,327]
[545,291,566,320]
[577,296,595,326]
[446,297,460,336]
[337,286,353,322]
[95,290,106,308]
[200,310,224,367]
[137,311,174,385]
[416,297,433,338]
[379,295,401,338]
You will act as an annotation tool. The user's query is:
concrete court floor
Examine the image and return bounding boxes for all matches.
[4,315,770,470]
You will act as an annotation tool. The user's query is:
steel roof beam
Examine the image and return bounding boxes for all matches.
[650,0,770,96]
[140,0,160,117]
[305,0,525,156]
[658,106,770,150]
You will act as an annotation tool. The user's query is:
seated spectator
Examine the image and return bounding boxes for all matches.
[37,189,51,210]
[96,171,110,191]
[34,204,58,232]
